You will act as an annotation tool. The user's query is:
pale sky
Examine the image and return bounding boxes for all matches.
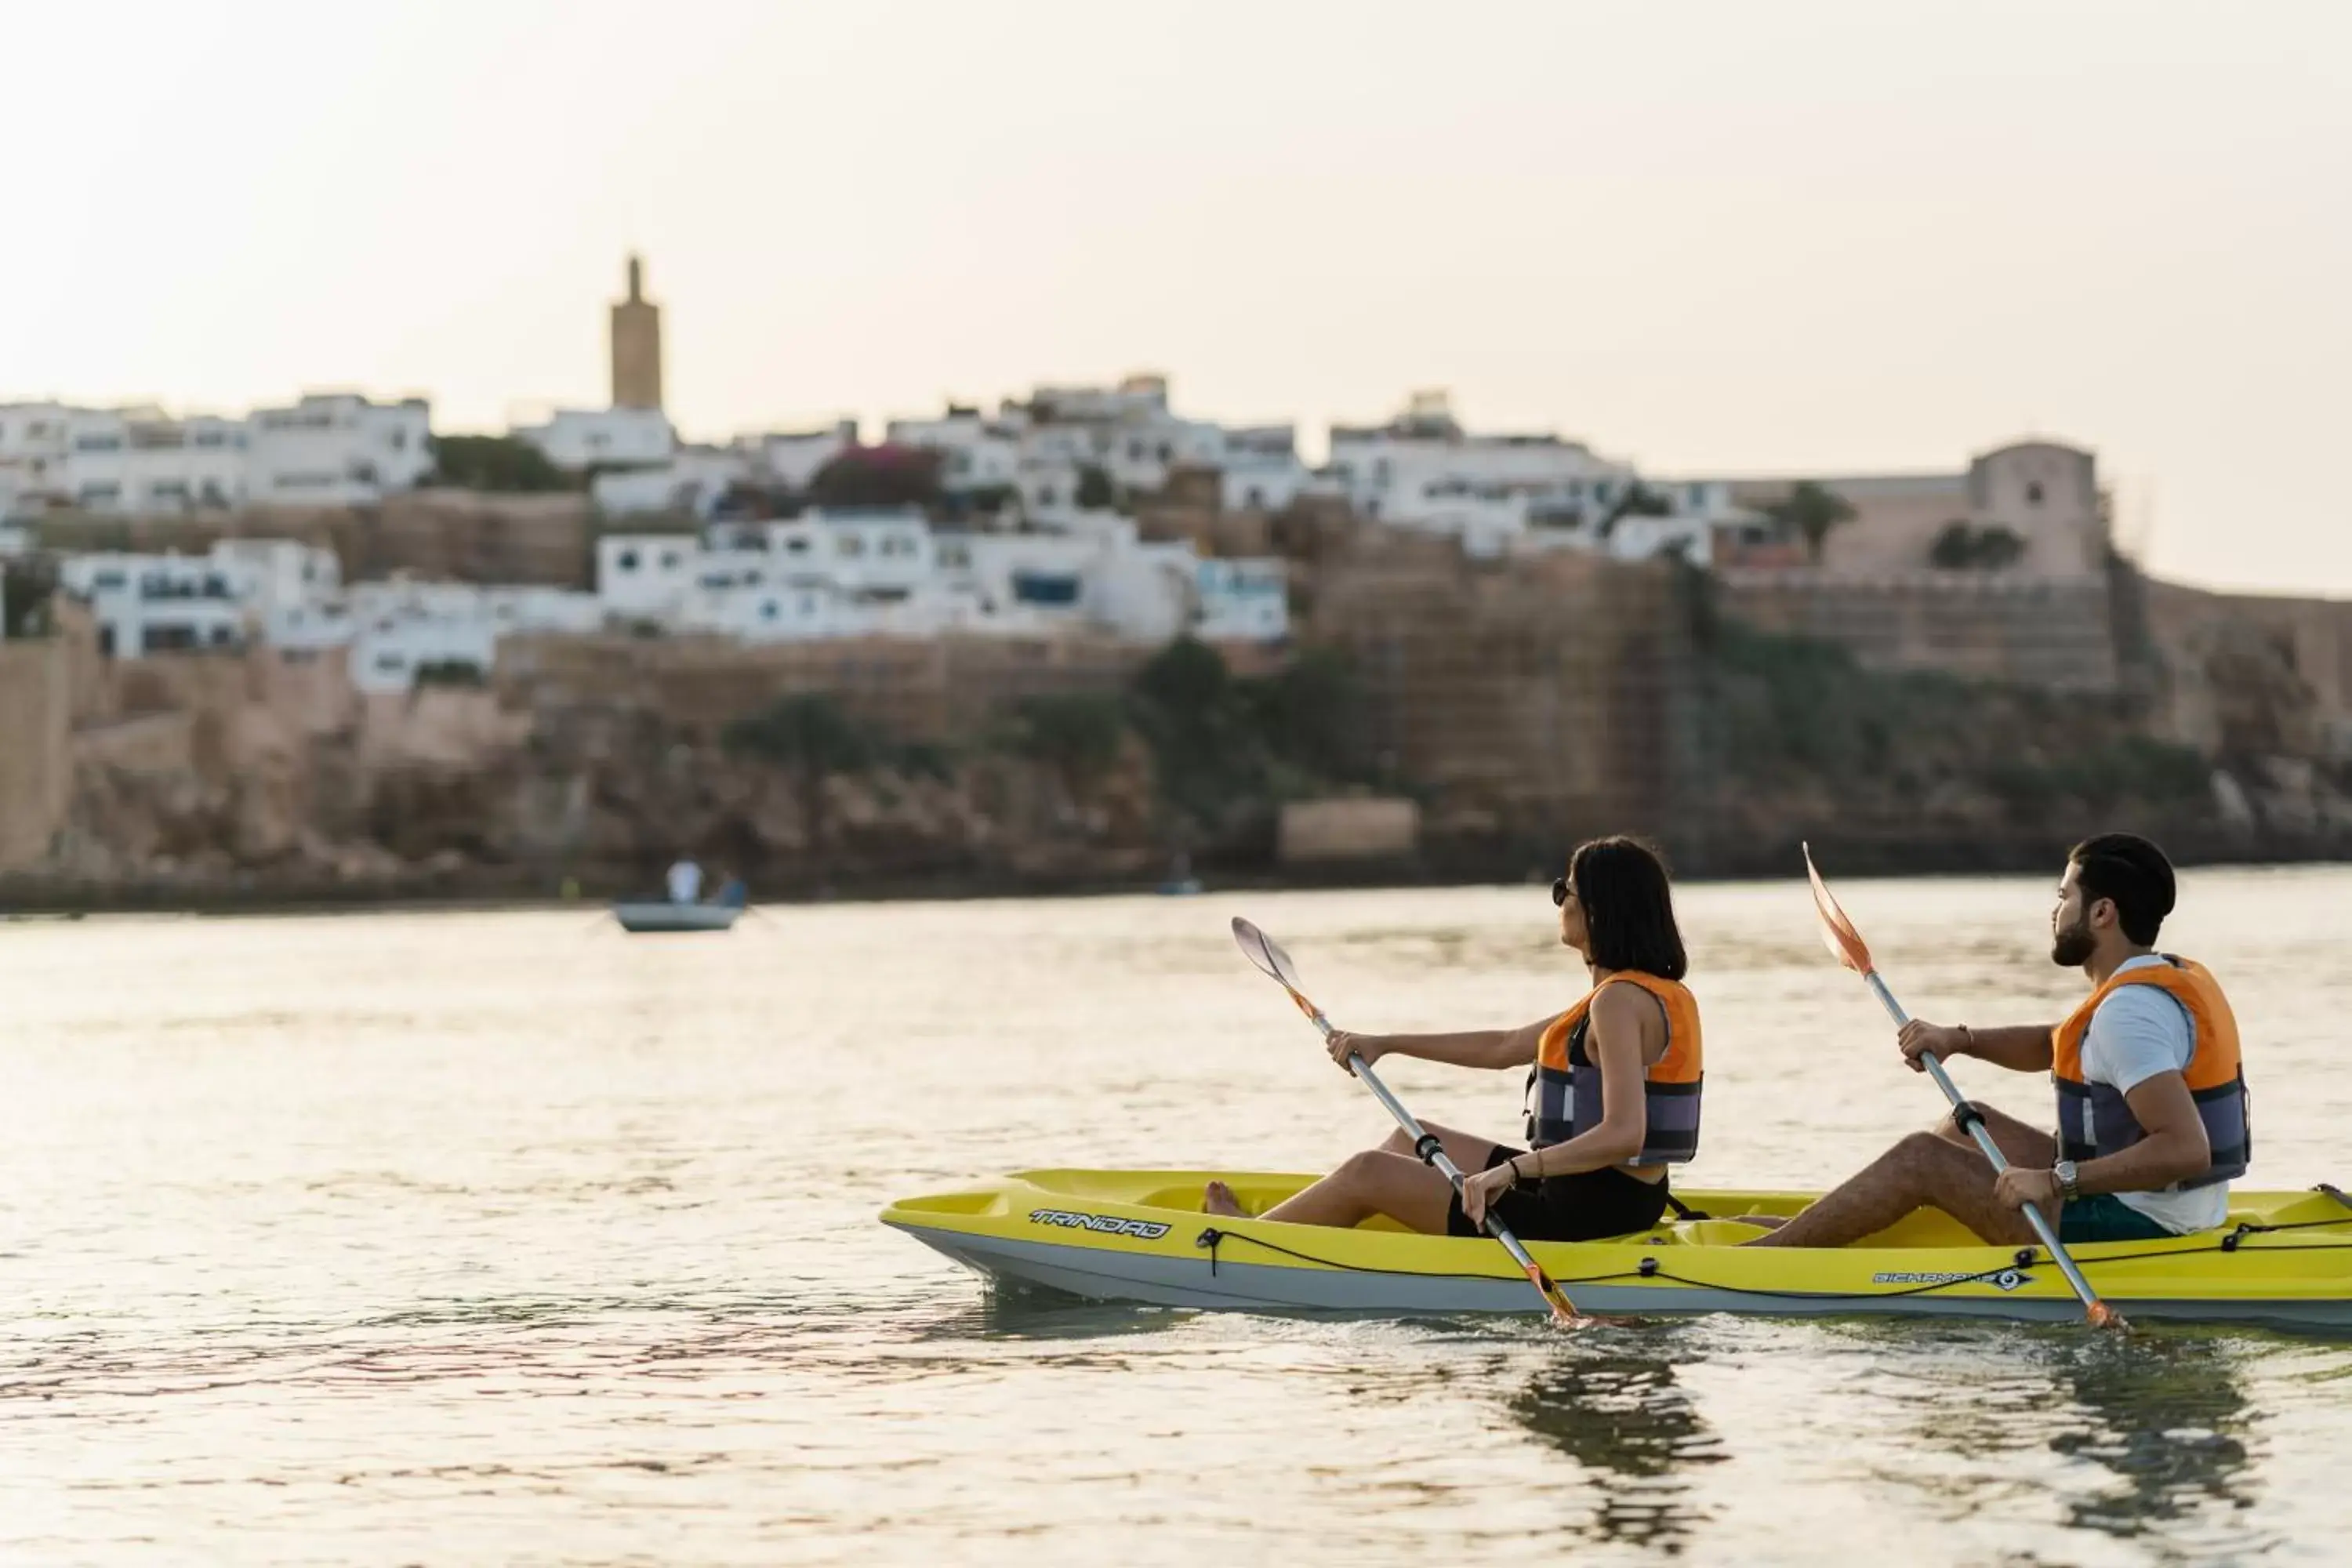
[4,1,2346,593]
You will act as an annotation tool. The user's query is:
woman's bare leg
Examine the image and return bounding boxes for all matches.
[1220,1149,1459,1232]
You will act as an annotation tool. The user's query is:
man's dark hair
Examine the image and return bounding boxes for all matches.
[1568,836,1688,980]
[2069,833,2176,946]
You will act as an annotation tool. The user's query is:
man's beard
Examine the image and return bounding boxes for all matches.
[2051,916,2096,968]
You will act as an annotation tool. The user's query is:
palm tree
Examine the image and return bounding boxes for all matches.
[1763,481,1857,565]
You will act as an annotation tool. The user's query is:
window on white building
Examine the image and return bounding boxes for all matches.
[838,535,865,558]
[616,550,640,571]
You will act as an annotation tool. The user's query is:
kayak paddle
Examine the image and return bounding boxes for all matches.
[1230,916,1582,1324]
[1800,844,2125,1329]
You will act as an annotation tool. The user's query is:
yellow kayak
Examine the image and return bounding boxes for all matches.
[882,1171,2352,1327]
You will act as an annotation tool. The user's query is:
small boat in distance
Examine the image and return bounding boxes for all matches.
[612,901,742,934]
[612,876,749,934]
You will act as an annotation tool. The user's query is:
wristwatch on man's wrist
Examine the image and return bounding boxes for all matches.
[2053,1160,2081,1202]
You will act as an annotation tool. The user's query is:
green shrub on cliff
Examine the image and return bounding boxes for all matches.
[1126,639,1385,835]
[975,640,1385,843]
[999,692,1129,795]
[1702,617,2212,825]
[3,555,59,638]
[426,435,575,494]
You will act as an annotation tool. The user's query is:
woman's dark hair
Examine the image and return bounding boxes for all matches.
[2070,832,2176,946]
[1566,836,1688,980]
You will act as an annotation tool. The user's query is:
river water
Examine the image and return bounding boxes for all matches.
[5,869,2352,1565]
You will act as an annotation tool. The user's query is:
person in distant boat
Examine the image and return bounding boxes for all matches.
[1203,835,1702,1241]
[1751,833,2249,1250]
[666,858,704,906]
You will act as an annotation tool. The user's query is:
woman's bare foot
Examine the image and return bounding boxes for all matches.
[1203,1181,1249,1217]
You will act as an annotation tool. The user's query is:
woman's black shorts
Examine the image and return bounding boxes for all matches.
[1444,1145,1674,1242]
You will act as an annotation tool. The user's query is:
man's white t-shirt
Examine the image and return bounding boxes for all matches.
[2074,953,2230,1234]
[666,860,704,904]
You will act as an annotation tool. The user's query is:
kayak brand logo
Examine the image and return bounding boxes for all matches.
[1873,1269,2034,1291]
[1029,1207,1171,1240]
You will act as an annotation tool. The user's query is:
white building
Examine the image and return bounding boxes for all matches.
[0,394,431,516]
[1018,374,1227,497]
[60,549,256,657]
[245,394,433,507]
[513,406,674,473]
[884,407,1021,495]
[0,403,72,513]
[598,503,1287,646]
[1193,558,1290,641]
[336,579,602,691]
[58,408,249,514]
[1219,426,1315,514]
[1329,391,1635,530]
[891,376,1269,522]
[591,445,756,518]
[742,420,860,493]
[57,535,607,689]
[594,532,706,621]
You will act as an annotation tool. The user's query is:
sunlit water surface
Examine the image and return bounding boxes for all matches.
[7,869,2352,1564]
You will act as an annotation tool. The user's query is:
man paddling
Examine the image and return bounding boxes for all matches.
[1753,833,2250,1250]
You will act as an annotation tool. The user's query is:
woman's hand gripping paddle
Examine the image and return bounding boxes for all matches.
[1800,846,2126,1330]
[1230,917,1583,1324]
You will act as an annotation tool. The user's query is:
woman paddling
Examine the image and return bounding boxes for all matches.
[1204,835,1702,1240]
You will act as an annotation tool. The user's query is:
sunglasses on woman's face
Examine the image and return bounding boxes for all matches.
[1551,878,1571,908]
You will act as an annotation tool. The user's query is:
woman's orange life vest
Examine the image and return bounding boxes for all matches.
[1526,973,1703,1164]
[2049,956,2249,1189]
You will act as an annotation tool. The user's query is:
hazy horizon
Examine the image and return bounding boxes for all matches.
[5,0,2345,593]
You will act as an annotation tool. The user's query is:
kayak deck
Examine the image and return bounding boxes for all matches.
[881,1171,2352,1327]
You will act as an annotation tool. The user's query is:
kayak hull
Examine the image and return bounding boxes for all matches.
[882,1170,2352,1329]
[612,902,742,933]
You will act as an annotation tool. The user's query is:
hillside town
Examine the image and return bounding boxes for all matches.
[3,257,2349,903]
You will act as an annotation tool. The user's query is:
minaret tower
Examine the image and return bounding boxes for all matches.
[609,254,663,411]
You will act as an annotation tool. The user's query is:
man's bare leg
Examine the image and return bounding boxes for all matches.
[1747,1127,2055,1249]
[1929,1101,2058,1167]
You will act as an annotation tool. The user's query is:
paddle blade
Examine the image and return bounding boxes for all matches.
[1231,917,1306,993]
[1525,1265,1580,1324]
[1801,842,1876,978]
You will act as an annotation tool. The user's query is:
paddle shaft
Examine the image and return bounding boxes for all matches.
[1285,992,1578,1321]
[1857,970,2114,1319]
